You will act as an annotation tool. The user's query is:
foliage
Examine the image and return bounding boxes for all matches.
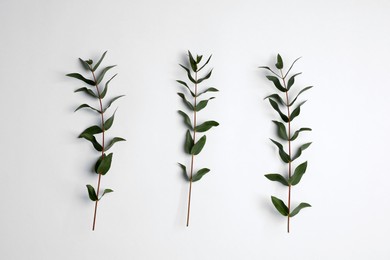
[66,51,125,230]
[260,54,312,232]
[177,51,219,226]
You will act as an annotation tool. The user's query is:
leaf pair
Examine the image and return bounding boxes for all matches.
[178,163,210,182]
[86,184,113,201]
[265,161,308,186]
[94,153,113,175]
[270,138,311,163]
[177,93,215,112]
[272,121,311,141]
[187,50,212,73]
[271,196,311,217]
[268,99,306,123]
[184,131,207,155]
[67,51,117,90]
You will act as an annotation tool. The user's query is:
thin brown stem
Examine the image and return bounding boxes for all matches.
[90,69,105,231]
[281,70,291,233]
[186,71,198,227]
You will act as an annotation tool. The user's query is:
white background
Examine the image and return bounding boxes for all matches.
[1,0,389,259]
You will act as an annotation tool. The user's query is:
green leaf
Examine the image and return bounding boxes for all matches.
[97,153,113,175]
[264,93,286,106]
[196,55,203,63]
[74,87,98,98]
[78,133,102,151]
[272,121,288,140]
[287,73,302,90]
[290,127,312,141]
[96,65,116,85]
[289,161,308,186]
[74,104,100,113]
[269,99,289,122]
[271,196,288,216]
[289,86,313,107]
[290,101,306,122]
[292,142,312,161]
[92,51,107,72]
[103,95,125,113]
[192,168,210,182]
[66,73,95,86]
[79,58,91,71]
[195,121,219,132]
[266,76,286,92]
[188,51,197,72]
[100,74,117,99]
[177,80,195,97]
[178,110,193,129]
[191,135,206,155]
[177,92,194,110]
[197,87,219,97]
[105,137,126,151]
[101,189,114,199]
[195,97,215,112]
[94,156,103,174]
[197,55,212,72]
[197,69,213,84]
[275,54,283,69]
[79,125,102,136]
[184,130,193,154]
[290,202,311,217]
[285,57,302,78]
[179,64,197,84]
[104,110,117,131]
[259,66,280,78]
[264,173,289,186]
[270,139,291,163]
[178,163,189,181]
[86,185,98,201]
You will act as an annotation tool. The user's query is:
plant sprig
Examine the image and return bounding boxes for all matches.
[66,51,125,231]
[177,51,219,227]
[260,54,312,233]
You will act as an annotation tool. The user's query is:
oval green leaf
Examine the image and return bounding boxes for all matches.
[178,110,193,129]
[86,184,98,201]
[275,54,283,69]
[195,120,219,132]
[192,168,210,182]
[268,99,288,122]
[272,121,288,140]
[66,73,95,86]
[271,196,288,216]
[178,163,189,181]
[74,87,98,98]
[270,139,291,163]
[266,76,286,92]
[290,202,311,217]
[184,130,193,154]
[191,135,206,155]
[264,173,289,186]
[97,153,113,175]
[289,161,308,186]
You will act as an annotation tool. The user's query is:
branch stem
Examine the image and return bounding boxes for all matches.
[281,70,292,233]
[90,69,105,231]
[186,71,198,227]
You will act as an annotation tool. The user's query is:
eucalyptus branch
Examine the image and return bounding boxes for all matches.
[261,54,312,233]
[177,51,219,227]
[66,51,126,230]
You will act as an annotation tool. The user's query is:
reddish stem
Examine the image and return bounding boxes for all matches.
[90,69,105,231]
[186,71,198,227]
